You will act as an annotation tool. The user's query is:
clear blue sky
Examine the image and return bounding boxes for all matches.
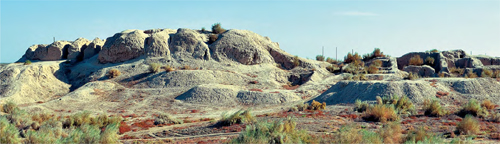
[1,0,499,63]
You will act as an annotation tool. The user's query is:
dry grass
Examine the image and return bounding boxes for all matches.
[212,23,226,34]
[0,117,21,144]
[231,117,316,144]
[458,99,489,118]
[163,65,175,72]
[100,122,120,144]
[456,115,480,135]
[154,113,183,125]
[482,68,493,78]
[494,70,500,78]
[362,103,398,122]
[423,99,448,117]
[449,67,465,76]
[326,64,339,73]
[367,65,379,74]
[183,65,191,70]
[465,71,478,78]
[316,55,325,61]
[293,55,300,67]
[405,126,442,143]
[332,125,363,143]
[1,101,18,114]
[407,72,419,80]
[372,59,383,67]
[309,100,326,110]
[425,56,435,65]
[344,52,362,63]
[490,113,500,122]
[208,34,218,44]
[378,122,402,143]
[438,72,446,77]
[409,55,423,66]
[481,99,496,110]
[219,109,256,126]
[107,69,121,79]
[149,63,162,73]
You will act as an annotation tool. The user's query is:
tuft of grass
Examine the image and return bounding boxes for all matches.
[363,103,398,122]
[481,68,493,78]
[149,63,162,73]
[404,126,443,144]
[494,70,500,78]
[438,72,446,78]
[211,23,226,34]
[423,99,448,117]
[456,115,480,135]
[379,122,402,143]
[61,124,102,143]
[31,111,55,124]
[481,99,496,110]
[315,55,325,61]
[100,122,120,144]
[332,125,363,143]
[458,99,489,118]
[163,65,175,72]
[393,95,416,115]
[293,55,300,67]
[309,100,326,110]
[296,103,309,111]
[107,69,121,79]
[354,99,370,113]
[201,27,206,33]
[465,71,478,78]
[489,113,500,122]
[24,60,32,65]
[0,116,21,144]
[231,117,316,144]
[219,109,256,126]
[1,101,18,114]
[425,56,434,65]
[154,113,183,125]
[409,55,423,66]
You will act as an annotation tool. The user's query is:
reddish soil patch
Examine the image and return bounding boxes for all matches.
[119,121,132,134]
[249,88,263,92]
[131,119,155,130]
[436,91,449,98]
[269,91,280,93]
[282,85,299,90]
[340,114,358,119]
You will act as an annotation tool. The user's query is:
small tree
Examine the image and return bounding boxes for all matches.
[316,55,325,61]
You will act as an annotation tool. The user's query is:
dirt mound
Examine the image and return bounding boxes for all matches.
[175,84,240,105]
[98,30,149,63]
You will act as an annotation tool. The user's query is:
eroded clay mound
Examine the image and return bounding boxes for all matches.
[313,80,446,105]
[98,30,148,63]
[0,62,70,104]
[143,70,251,88]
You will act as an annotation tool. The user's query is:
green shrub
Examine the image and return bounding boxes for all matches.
[107,69,121,79]
[409,55,423,66]
[344,60,365,74]
[316,55,325,61]
[25,120,63,144]
[393,95,416,115]
[62,124,102,144]
[456,115,480,135]
[24,60,32,65]
[219,109,256,126]
[154,113,183,125]
[430,49,439,53]
[231,117,315,144]
[149,63,162,73]
[458,99,489,118]
[0,116,21,144]
[425,56,434,65]
[423,99,448,117]
[201,27,206,32]
[481,68,493,78]
[326,57,334,64]
[293,56,300,67]
[212,23,226,34]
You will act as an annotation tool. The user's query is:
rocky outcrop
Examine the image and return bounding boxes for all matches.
[66,38,91,62]
[24,41,72,61]
[83,38,105,59]
[455,57,483,68]
[98,30,148,63]
[403,65,435,77]
[169,28,210,60]
[145,29,175,58]
[474,55,500,66]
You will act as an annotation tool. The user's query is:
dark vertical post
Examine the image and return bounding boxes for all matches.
[322,46,324,57]
[53,37,55,43]
[336,47,337,60]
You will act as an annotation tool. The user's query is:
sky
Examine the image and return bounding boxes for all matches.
[1,0,499,63]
